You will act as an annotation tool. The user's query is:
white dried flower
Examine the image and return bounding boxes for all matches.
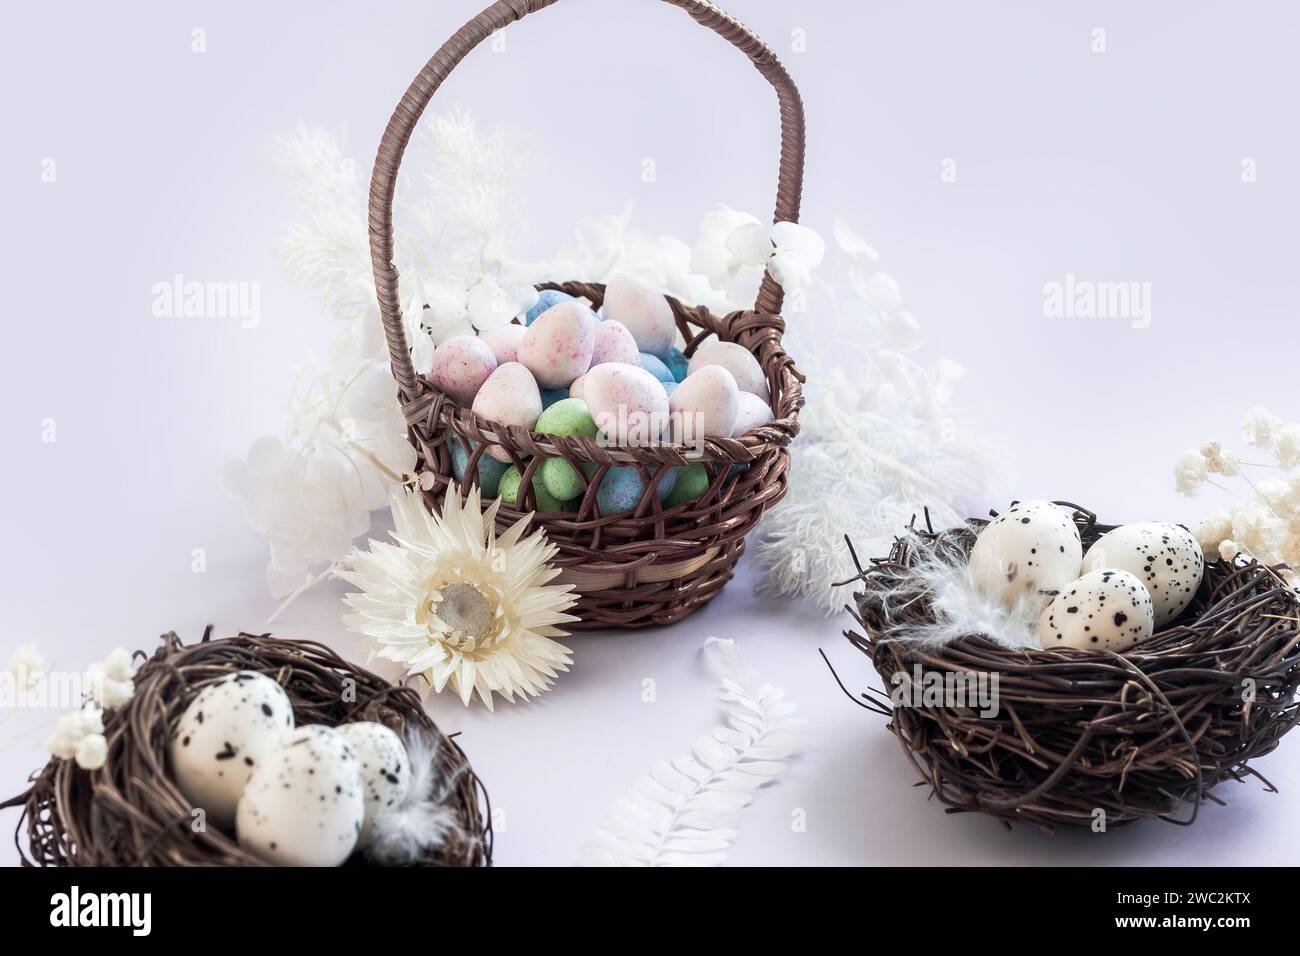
[1275,424,1300,469]
[1242,406,1283,448]
[44,705,103,761]
[4,642,48,690]
[75,734,108,771]
[1219,539,1241,562]
[1174,450,1208,495]
[1196,510,1234,557]
[1231,501,1283,555]
[1201,442,1242,476]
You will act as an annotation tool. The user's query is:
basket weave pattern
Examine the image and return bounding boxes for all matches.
[368,0,807,629]
[4,631,491,866]
[849,507,1300,830]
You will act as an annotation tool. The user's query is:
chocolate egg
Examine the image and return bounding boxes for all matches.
[687,340,768,399]
[601,273,675,357]
[525,289,575,326]
[471,362,543,462]
[732,391,774,434]
[519,300,597,388]
[590,320,640,368]
[668,366,739,442]
[583,363,670,446]
[427,335,498,407]
[478,323,527,365]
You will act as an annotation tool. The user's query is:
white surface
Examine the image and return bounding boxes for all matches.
[3,0,1299,865]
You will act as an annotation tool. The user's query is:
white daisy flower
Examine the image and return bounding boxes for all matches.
[338,487,578,710]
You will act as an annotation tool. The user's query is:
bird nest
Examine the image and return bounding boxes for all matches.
[3,629,491,866]
[843,504,1300,831]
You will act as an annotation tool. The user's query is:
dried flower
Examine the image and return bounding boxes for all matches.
[1175,450,1209,496]
[1242,406,1284,448]
[75,734,108,771]
[1276,424,1300,469]
[339,487,578,709]
[4,642,48,690]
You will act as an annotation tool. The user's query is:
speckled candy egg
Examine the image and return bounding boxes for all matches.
[427,335,497,406]
[1080,522,1204,627]
[687,340,768,399]
[1037,568,1155,652]
[665,462,710,507]
[535,398,600,501]
[499,465,571,512]
[596,466,677,515]
[525,288,575,326]
[471,362,543,462]
[590,320,640,368]
[638,352,675,385]
[449,435,509,497]
[336,722,411,846]
[519,300,597,388]
[478,323,527,365]
[169,671,293,829]
[664,347,690,383]
[968,500,1083,612]
[584,362,670,446]
[601,273,675,357]
[668,365,739,442]
[236,725,365,867]
[568,374,587,401]
[732,390,774,434]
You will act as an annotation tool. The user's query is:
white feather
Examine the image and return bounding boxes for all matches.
[364,731,469,865]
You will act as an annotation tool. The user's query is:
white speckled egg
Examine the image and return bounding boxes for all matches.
[1081,522,1204,627]
[969,500,1083,611]
[589,319,640,368]
[336,722,411,846]
[518,299,596,388]
[471,362,543,462]
[601,273,675,357]
[236,725,365,867]
[584,362,669,446]
[169,671,294,829]
[668,365,739,442]
[427,335,497,406]
[687,340,768,399]
[1037,568,1155,651]
[732,390,774,434]
[477,323,527,365]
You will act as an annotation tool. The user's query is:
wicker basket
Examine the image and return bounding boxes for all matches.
[845,505,1300,831]
[368,0,807,629]
[3,629,491,866]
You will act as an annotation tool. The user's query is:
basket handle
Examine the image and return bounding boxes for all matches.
[368,0,806,398]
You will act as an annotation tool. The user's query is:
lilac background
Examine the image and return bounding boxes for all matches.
[2,0,1298,865]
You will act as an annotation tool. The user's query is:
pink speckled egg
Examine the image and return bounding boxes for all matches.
[518,300,596,388]
[427,335,498,407]
[732,390,774,434]
[584,363,670,446]
[669,366,739,442]
[589,319,640,368]
[601,273,676,358]
[471,362,543,462]
[569,373,587,401]
[478,323,527,365]
[687,340,768,399]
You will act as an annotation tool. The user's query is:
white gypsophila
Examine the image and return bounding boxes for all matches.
[338,487,578,710]
[1242,406,1284,448]
[1276,424,1300,469]
[1174,450,1208,496]
[4,643,48,690]
[44,705,103,761]
[750,221,999,614]
[1195,510,1235,557]
[88,647,138,710]
[75,734,108,771]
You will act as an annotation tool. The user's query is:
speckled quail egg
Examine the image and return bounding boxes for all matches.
[169,671,294,829]
[1037,567,1155,652]
[1080,522,1204,628]
[968,500,1083,612]
[235,725,365,867]
[336,722,411,846]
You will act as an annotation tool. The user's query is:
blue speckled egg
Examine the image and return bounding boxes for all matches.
[596,466,677,515]
[664,347,690,383]
[663,381,677,397]
[525,289,576,326]
[449,437,509,496]
[639,352,675,385]
[539,386,570,409]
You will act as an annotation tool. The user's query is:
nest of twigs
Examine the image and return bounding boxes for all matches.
[844,503,1300,831]
[3,629,492,866]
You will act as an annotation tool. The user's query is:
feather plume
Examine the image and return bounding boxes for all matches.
[364,731,469,864]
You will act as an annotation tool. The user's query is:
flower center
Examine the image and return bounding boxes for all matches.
[428,581,500,650]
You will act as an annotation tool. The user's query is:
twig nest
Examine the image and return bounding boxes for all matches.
[845,505,1300,830]
[3,631,491,866]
